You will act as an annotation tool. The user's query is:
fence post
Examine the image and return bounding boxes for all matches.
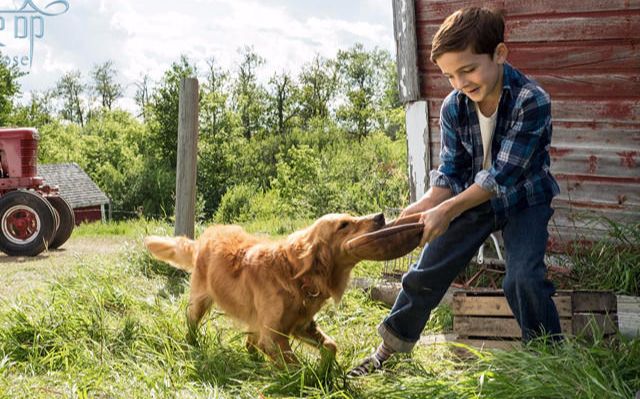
[175,77,199,238]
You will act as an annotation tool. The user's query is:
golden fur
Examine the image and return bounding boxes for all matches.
[144,213,384,363]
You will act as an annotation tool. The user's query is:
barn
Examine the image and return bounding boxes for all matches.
[393,0,640,248]
[38,163,111,224]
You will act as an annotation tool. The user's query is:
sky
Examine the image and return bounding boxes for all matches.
[0,0,395,113]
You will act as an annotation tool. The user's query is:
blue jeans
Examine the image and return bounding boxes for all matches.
[378,201,562,352]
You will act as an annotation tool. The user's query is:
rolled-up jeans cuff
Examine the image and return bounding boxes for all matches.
[377,322,417,353]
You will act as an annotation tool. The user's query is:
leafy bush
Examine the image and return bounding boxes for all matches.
[214,183,256,223]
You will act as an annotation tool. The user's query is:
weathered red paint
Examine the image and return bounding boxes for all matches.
[618,151,638,168]
[549,147,573,157]
[587,155,598,174]
[414,0,640,247]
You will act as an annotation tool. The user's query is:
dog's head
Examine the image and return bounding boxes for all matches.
[286,213,385,302]
[305,212,387,262]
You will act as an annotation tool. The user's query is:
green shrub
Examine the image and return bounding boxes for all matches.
[214,183,256,223]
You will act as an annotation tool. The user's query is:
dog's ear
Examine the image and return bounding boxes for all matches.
[291,242,316,279]
[288,238,333,280]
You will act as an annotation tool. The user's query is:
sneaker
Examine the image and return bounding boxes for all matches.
[347,355,383,377]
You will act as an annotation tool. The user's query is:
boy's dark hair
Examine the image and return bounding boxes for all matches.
[430,7,505,63]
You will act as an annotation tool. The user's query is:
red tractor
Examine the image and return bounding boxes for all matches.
[0,128,74,256]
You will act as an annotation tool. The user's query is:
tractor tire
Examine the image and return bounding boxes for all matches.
[46,196,75,249]
[0,190,56,256]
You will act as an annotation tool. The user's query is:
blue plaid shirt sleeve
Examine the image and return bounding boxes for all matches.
[429,95,471,194]
[474,89,552,195]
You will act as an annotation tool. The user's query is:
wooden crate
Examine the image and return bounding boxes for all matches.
[452,289,618,349]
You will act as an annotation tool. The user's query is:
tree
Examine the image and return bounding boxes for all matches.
[10,90,55,128]
[0,56,25,125]
[197,57,236,216]
[55,70,86,126]
[231,46,266,139]
[134,74,152,122]
[201,57,232,139]
[297,55,337,124]
[147,55,196,166]
[335,44,390,140]
[91,60,123,110]
[266,71,299,136]
[377,56,404,140]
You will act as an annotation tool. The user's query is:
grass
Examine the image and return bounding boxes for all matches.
[566,218,640,296]
[0,219,638,398]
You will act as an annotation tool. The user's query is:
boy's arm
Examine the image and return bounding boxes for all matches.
[399,186,453,218]
[418,184,493,245]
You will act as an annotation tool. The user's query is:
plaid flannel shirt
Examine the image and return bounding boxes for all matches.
[429,62,560,217]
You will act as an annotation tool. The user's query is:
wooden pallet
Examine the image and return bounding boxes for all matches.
[452,289,618,349]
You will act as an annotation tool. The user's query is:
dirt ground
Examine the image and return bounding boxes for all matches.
[0,236,131,299]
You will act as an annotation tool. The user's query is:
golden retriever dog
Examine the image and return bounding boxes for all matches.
[144,212,386,363]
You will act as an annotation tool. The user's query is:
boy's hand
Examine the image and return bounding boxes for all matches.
[418,206,452,246]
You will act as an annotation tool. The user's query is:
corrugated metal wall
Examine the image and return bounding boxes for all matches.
[414,0,640,248]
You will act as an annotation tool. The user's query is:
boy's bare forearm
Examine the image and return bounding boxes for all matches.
[438,184,494,220]
[400,186,453,217]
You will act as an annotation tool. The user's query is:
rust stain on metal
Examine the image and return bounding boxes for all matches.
[617,151,637,168]
[587,155,598,174]
[550,146,573,157]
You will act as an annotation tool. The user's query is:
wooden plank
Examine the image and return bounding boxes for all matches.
[428,122,640,148]
[570,291,618,313]
[418,15,640,43]
[426,99,640,123]
[452,295,572,317]
[392,0,420,103]
[415,0,640,22]
[454,316,523,338]
[454,316,573,337]
[419,42,640,73]
[572,314,618,335]
[428,138,640,179]
[420,72,640,99]
[406,101,429,201]
[455,338,522,351]
[617,295,640,338]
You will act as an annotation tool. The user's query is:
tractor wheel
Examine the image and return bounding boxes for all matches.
[0,190,55,256]
[46,196,75,249]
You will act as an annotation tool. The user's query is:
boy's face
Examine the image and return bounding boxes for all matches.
[435,44,507,111]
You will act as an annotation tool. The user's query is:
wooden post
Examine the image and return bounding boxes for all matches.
[392,0,420,103]
[175,77,199,238]
[393,0,429,202]
[406,101,429,202]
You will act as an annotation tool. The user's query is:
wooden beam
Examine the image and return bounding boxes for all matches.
[175,77,199,239]
[392,0,420,103]
[406,101,429,201]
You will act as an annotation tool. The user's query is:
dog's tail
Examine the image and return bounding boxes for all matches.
[144,236,196,272]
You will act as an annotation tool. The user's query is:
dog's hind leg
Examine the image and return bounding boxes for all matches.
[186,288,213,344]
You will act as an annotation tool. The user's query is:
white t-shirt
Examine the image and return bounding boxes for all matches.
[475,102,499,170]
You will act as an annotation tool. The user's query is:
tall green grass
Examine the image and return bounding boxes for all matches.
[0,221,638,398]
[567,218,640,295]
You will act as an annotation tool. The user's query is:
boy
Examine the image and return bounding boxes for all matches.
[349,7,562,376]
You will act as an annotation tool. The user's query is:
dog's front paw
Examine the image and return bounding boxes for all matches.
[322,340,338,356]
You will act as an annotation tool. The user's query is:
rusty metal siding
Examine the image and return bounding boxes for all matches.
[414,0,640,246]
